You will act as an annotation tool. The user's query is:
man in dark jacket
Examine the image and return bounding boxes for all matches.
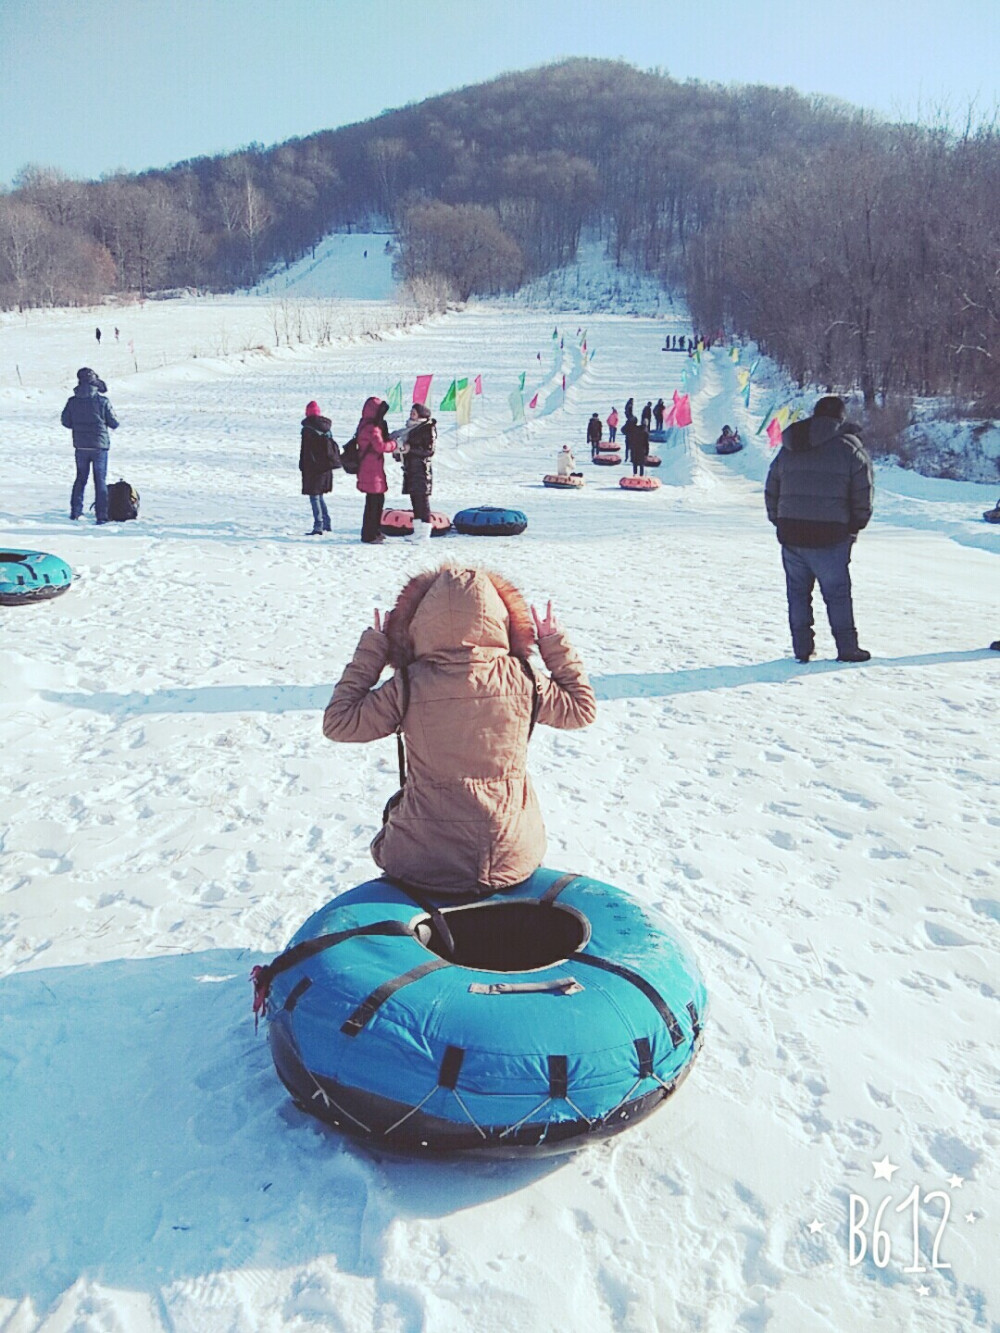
[765,395,874,662]
[62,367,119,523]
[586,412,603,457]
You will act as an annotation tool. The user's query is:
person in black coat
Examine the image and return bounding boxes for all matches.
[394,402,437,539]
[586,412,603,457]
[62,367,118,523]
[299,400,339,534]
[653,398,665,431]
[629,420,650,476]
[641,401,653,431]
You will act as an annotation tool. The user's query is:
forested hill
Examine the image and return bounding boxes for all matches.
[3,58,998,413]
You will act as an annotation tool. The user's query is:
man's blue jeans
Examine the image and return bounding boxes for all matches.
[309,494,331,530]
[781,539,859,658]
[71,448,109,522]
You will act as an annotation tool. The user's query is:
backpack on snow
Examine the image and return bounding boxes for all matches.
[340,435,360,475]
[107,478,139,521]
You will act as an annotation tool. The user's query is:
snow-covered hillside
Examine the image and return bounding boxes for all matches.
[1,255,998,1333]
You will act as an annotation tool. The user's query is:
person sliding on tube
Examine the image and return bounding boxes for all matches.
[323,565,596,897]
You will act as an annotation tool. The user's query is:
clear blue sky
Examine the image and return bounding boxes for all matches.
[1,0,996,186]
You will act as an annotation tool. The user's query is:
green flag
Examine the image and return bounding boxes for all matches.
[518,371,526,391]
[439,380,457,411]
[385,381,402,413]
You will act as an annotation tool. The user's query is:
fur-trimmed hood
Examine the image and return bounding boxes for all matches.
[385,563,535,667]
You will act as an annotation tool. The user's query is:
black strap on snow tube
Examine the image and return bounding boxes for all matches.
[540,872,580,903]
[341,959,450,1037]
[572,953,686,1049]
[251,918,414,1025]
[382,875,458,959]
[634,1036,654,1080]
[548,1054,569,1099]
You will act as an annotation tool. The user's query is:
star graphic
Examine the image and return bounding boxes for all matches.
[917,1284,931,1296]
[808,1219,825,1235]
[947,1174,964,1189]
[872,1155,899,1182]
[965,1212,978,1225]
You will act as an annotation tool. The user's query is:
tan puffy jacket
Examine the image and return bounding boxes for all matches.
[323,565,597,895]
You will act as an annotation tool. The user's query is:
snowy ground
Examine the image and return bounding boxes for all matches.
[1,255,998,1333]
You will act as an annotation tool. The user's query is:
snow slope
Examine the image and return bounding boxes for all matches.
[1,269,998,1333]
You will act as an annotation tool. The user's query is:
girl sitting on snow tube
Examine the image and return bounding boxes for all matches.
[323,564,596,897]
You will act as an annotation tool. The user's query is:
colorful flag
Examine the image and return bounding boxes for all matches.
[741,380,752,407]
[385,381,402,413]
[756,402,778,435]
[560,337,564,349]
[675,395,692,428]
[456,383,474,426]
[439,380,457,411]
[413,374,433,405]
[508,389,525,423]
[730,347,740,362]
[561,374,566,392]
[518,371,526,390]
[766,418,783,448]
[736,369,750,389]
[552,327,558,339]
[474,375,482,395]
[582,341,587,353]
[537,352,542,361]
[528,392,539,410]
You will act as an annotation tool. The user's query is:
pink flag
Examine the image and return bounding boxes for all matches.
[582,341,587,352]
[528,392,539,409]
[413,374,433,405]
[474,375,482,395]
[766,418,783,448]
[561,374,566,391]
[672,389,680,404]
[675,394,692,428]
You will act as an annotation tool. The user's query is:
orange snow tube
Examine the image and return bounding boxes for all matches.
[543,474,584,489]
[645,455,662,468]
[592,451,622,466]
[619,476,661,491]
[381,509,452,536]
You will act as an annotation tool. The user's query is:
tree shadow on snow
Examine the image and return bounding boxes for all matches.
[41,649,996,717]
[0,951,559,1309]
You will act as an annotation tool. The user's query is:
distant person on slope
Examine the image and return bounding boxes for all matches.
[62,367,118,524]
[323,564,596,896]
[765,395,873,664]
[716,425,743,455]
[653,398,666,431]
[354,396,397,544]
[587,412,603,456]
[641,401,653,431]
[607,407,619,444]
[392,402,437,541]
[299,400,339,535]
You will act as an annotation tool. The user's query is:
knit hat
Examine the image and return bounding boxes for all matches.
[411,402,431,419]
[305,401,321,417]
[77,367,98,385]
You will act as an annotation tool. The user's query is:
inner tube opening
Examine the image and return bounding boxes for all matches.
[0,553,30,562]
[416,901,590,971]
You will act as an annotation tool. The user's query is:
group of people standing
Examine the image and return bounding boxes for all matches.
[299,396,438,544]
[589,397,661,475]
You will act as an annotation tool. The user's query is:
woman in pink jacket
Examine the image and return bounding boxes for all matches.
[607,407,619,443]
[355,396,397,544]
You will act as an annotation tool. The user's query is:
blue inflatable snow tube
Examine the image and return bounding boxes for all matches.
[256,868,707,1157]
[453,505,527,536]
[0,549,73,606]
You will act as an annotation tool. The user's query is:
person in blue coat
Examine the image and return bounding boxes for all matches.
[62,367,119,523]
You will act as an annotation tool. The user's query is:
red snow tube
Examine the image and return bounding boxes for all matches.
[592,451,621,466]
[543,474,584,489]
[983,504,1000,524]
[645,456,662,468]
[381,509,452,536]
[619,476,661,491]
